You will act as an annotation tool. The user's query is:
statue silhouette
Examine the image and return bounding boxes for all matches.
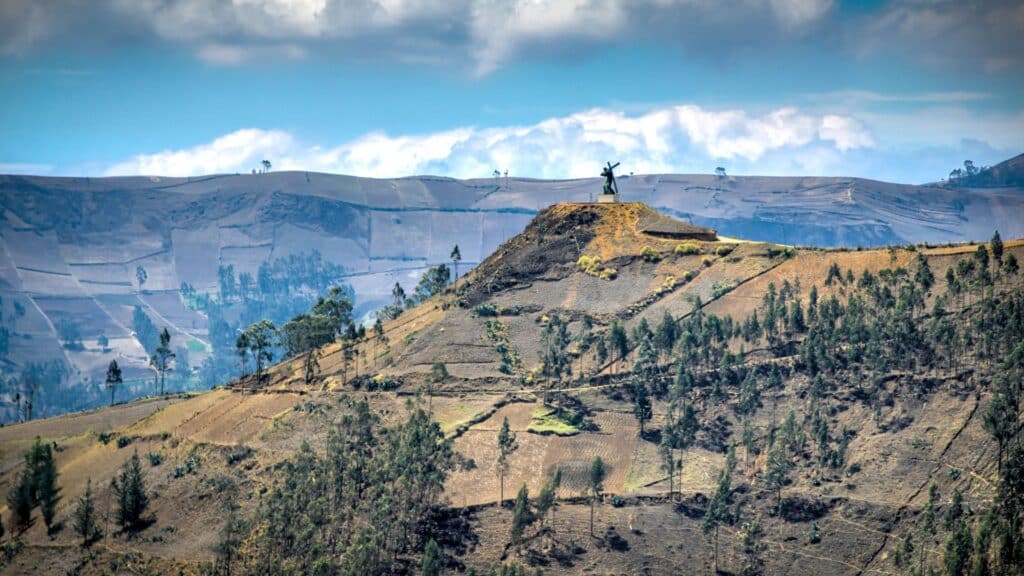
[601,162,620,196]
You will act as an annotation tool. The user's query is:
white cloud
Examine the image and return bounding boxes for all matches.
[4,1,836,73]
[105,129,296,176]
[769,0,833,28]
[102,103,876,178]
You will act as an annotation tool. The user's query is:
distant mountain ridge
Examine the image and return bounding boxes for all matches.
[0,160,1021,419]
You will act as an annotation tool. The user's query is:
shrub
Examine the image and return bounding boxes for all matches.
[702,256,713,267]
[117,436,134,449]
[365,374,400,391]
[577,255,601,275]
[473,303,499,317]
[226,445,252,465]
[715,245,734,257]
[675,242,700,255]
[640,246,661,262]
[683,270,697,281]
[659,276,677,293]
[579,255,617,280]
[147,452,163,466]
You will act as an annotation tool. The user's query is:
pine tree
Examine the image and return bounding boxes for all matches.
[659,423,676,501]
[7,469,34,532]
[703,446,736,574]
[764,440,792,513]
[421,538,442,576]
[990,231,1003,264]
[112,451,150,531]
[150,327,175,395]
[609,321,628,369]
[739,516,766,576]
[535,473,556,531]
[496,417,517,505]
[106,359,123,406]
[450,244,462,286]
[36,441,60,533]
[73,478,101,546]
[510,484,533,545]
[633,379,652,435]
[944,519,973,576]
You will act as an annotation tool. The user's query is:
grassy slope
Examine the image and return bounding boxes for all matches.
[1,203,1021,574]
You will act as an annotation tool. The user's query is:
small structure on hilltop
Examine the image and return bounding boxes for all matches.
[598,161,620,203]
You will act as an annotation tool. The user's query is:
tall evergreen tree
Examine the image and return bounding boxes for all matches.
[7,469,34,532]
[703,446,736,575]
[510,484,533,545]
[111,451,150,531]
[450,244,462,285]
[106,359,123,406]
[36,441,60,533]
[633,379,652,435]
[150,327,175,395]
[73,478,102,546]
[421,538,442,576]
[496,416,518,505]
[990,231,1003,264]
[608,321,629,369]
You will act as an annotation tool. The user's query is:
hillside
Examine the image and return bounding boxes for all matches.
[1,202,1022,575]
[1,165,1023,421]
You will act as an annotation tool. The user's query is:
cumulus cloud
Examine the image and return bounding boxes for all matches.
[102,103,876,178]
[106,129,297,176]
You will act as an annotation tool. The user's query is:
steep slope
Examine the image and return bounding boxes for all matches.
[1,203,1020,575]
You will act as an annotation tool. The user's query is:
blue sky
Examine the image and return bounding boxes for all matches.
[1,0,1022,183]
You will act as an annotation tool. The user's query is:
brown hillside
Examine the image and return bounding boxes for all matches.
[0,203,1022,575]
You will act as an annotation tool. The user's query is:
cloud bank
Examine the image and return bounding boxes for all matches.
[2,0,1020,75]
[106,103,878,178]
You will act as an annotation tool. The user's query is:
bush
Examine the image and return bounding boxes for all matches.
[473,303,499,317]
[702,256,713,267]
[577,255,601,274]
[610,495,626,507]
[715,245,734,257]
[117,436,134,449]
[640,246,661,262]
[579,255,617,280]
[365,374,400,391]
[675,242,700,255]
[226,445,252,466]
[147,452,163,466]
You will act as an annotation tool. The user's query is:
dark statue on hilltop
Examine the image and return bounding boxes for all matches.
[601,162,620,196]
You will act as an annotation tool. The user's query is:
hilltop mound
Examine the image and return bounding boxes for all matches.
[461,202,715,305]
